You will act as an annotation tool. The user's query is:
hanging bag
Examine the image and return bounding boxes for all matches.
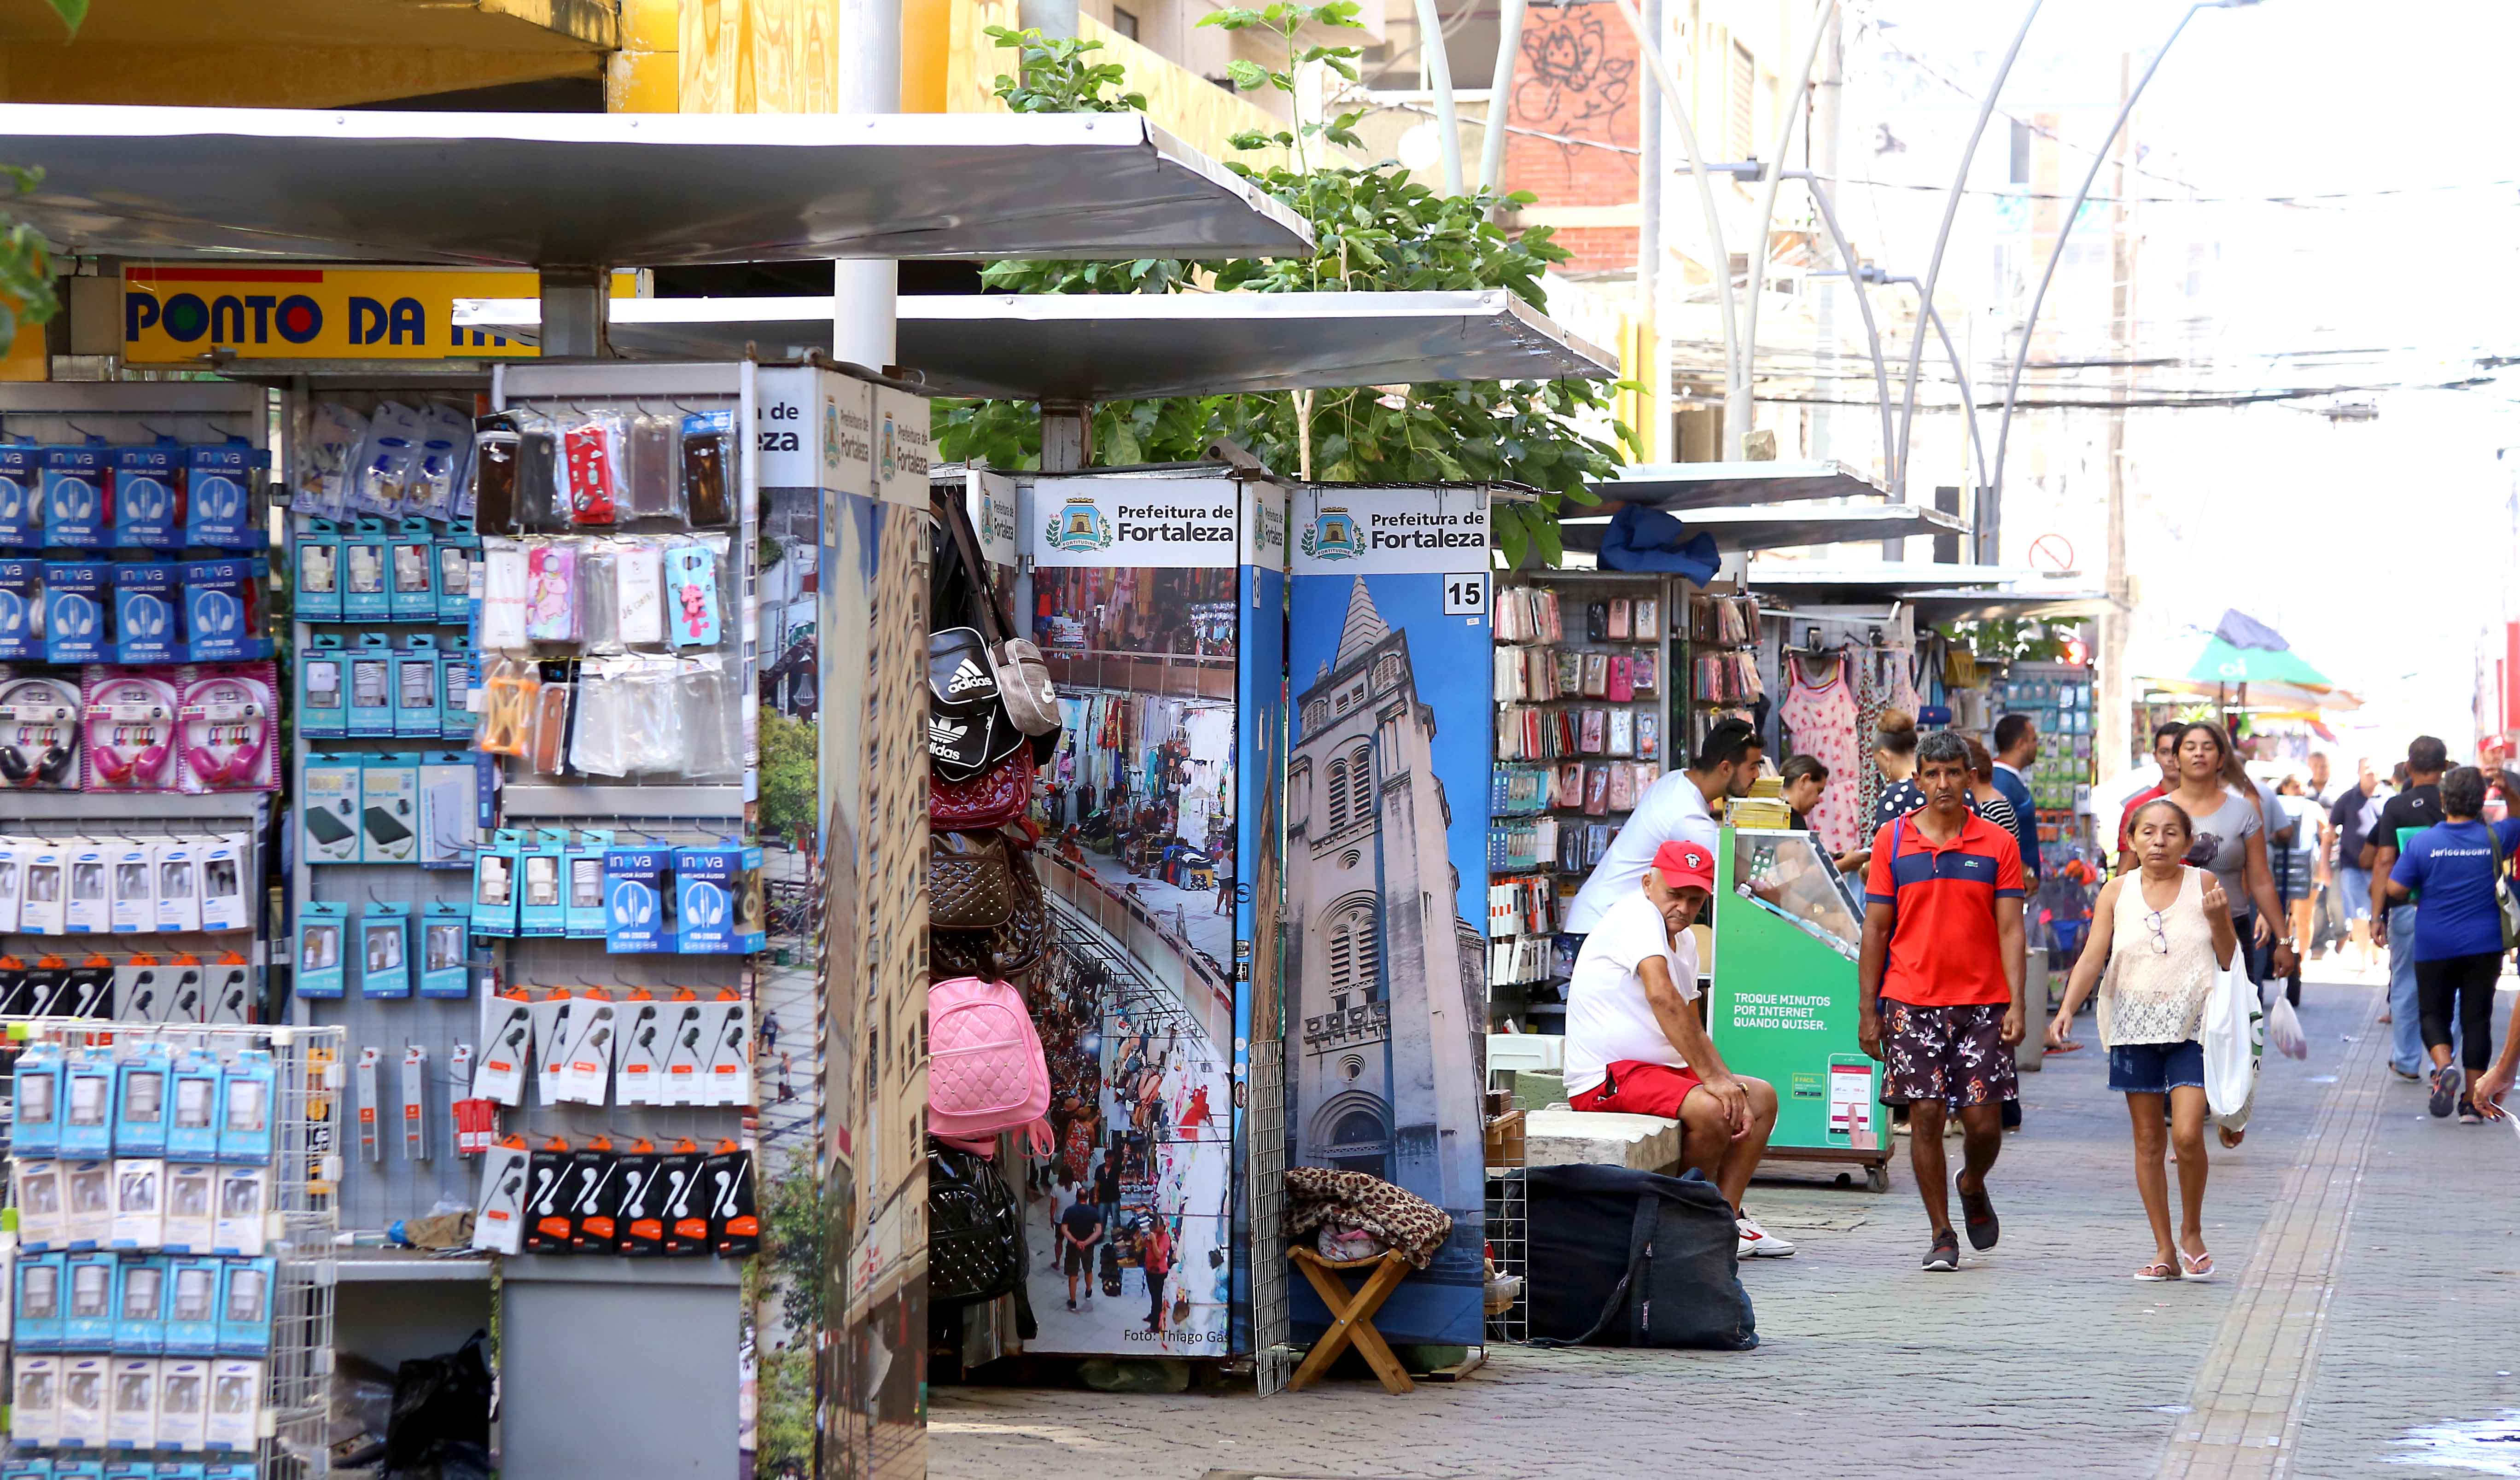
[935,490,1063,737]
[928,829,1017,931]
[2200,939,2262,1131]
[928,1139,1024,1308]
[931,748,1034,831]
[927,975,1054,1154]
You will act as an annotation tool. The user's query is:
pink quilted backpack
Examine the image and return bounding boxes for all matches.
[928,976,1054,1157]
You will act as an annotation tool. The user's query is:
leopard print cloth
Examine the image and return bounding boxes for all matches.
[1283,1166,1454,1268]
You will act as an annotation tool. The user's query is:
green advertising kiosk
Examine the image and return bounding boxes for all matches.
[1709,827,1893,1192]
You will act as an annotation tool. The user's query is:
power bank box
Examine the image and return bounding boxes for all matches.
[341,517,390,621]
[197,835,249,933]
[360,753,419,864]
[359,902,411,999]
[300,758,362,864]
[566,829,613,938]
[155,839,204,934]
[294,519,343,623]
[114,1256,167,1354]
[346,635,394,738]
[603,845,671,954]
[163,1259,220,1354]
[162,1164,216,1254]
[420,903,470,1000]
[518,830,568,938]
[471,830,523,938]
[165,1054,222,1164]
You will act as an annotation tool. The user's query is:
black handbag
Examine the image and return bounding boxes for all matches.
[928,1140,1024,1308]
[1524,1164,1757,1351]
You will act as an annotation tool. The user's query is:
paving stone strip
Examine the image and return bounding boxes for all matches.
[2157,985,2387,1480]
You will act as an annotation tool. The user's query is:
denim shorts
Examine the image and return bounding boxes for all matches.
[2108,1039,2206,1095]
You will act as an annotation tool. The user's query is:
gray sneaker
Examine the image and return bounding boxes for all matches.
[2431,1064,2463,1118]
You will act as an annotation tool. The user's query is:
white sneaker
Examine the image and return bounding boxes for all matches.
[1736,1217,1797,1259]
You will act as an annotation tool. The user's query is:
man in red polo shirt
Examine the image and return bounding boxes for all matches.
[2114,721,2187,871]
[1859,730,2027,1272]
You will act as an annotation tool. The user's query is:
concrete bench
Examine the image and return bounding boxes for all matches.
[1521,1108,1684,1174]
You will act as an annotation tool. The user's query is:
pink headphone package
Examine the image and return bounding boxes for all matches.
[79,667,184,792]
[176,662,279,793]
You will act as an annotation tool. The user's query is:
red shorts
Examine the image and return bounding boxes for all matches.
[1568,1060,1705,1119]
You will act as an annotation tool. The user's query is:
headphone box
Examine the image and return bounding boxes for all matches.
[294,517,343,623]
[603,845,671,954]
[196,833,249,933]
[184,438,264,550]
[346,633,394,737]
[341,516,390,621]
[359,753,419,865]
[113,443,182,550]
[153,840,204,934]
[113,562,185,664]
[420,901,471,999]
[298,634,346,740]
[294,901,346,999]
[42,559,112,664]
[393,634,441,738]
[21,841,70,934]
[471,829,522,939]
[41,442,110,549]
[389,517,437,622]
[301,757,362,864]
[181,557,268,663]
[673,843,763,955]
[0,440,36,544]
[359,901,411,999]
[0,556,42,659]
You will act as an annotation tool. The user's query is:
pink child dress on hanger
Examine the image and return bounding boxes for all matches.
[1777,653,1862,856]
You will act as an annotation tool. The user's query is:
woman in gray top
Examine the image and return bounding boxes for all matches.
[2160,720,2295,985]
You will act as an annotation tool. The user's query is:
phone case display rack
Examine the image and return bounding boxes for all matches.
[282,361,764,1255]
[1,1020,344,1476]
[1683,590,1765,753]
[1994,661,2098,867]
[1487,573,1675,1028]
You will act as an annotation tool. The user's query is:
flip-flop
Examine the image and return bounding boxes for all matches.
[2044,1041,2085,1055]
[2179,1250,2216,1282]
[2133,1261,2177,1282]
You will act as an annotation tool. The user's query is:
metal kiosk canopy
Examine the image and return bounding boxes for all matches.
[0,104,1311,264]
[1596,460,1889,511]
[1558,501,1963,556]
[450,289,1617,396]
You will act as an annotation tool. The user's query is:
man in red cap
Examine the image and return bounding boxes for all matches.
[1565,838,1792,1259]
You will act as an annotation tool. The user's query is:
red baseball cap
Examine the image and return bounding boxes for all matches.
[1651,839,1715,892]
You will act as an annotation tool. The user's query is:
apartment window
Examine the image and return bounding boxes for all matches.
[1111,5,1138,40]
[1729,41,1756,162]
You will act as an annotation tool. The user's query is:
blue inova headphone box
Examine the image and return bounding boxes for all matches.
[42,558,111,664]
[0,440,37,545]
[182,557,268,662]
[113,562,185,664]
[112,443,182,549]
[0,556,41,658]
[41,442,110,548]
[604,845,671,953]
[674,843,763,954]
[185,439,265,550]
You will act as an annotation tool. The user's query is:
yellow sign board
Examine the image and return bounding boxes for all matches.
[121,265,637,364]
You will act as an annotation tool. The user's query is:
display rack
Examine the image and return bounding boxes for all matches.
[2,1019,344,1475]
[1489,572,1675,1030]
[1996,660,2099,871]
[1684,589,1765,753]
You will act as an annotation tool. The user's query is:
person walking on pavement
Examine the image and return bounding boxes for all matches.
[2275,776,2324,1004]
[1991,713,2043,891]
[2376,765,2516,1120]
[1141,1216,1173,1334]
[759,1010,782,1061]
[2162,721,2297,989]
[1058,1193,1105,1312]
[1858,731,2028,1272]
[2048,799,2240,1281]
[2366,736,2448,1081]
[2329,758,2381,968]
[2117,722,2190,874]
[1870,709,1925,832]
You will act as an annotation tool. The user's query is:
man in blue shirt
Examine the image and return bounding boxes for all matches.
[1990,714,2042,887]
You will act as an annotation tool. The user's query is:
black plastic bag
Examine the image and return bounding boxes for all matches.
[382,1329,495,1479]
[1525,1165,1758,1351]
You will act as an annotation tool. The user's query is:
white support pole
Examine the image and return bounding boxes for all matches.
[1613,0,1743,456]
[1413,0,1466,195]
[835,0,903,368]
[1737,0,1839,443]
[1892,0,2043,500]
[1478,0,1528,195]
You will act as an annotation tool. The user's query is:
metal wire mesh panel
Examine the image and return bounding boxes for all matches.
[1246,1034,1291,1395]
[1483,1165,1527,1345]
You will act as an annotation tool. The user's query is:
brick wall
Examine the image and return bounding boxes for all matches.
[1501,6,1639,275]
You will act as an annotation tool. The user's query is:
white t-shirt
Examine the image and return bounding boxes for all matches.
[1564,771,1719,933]
[1563,889,1702,1096]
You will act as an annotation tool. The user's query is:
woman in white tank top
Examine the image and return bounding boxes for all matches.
[2048,797,2240,1282]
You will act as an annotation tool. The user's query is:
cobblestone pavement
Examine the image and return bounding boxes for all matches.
[931,967,2520,1479]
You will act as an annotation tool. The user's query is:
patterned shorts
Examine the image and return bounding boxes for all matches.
[1880,1000,2017,1108]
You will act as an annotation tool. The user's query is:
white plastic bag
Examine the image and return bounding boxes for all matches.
[2201,953,2263,1128]
[2260,979,2309,1060]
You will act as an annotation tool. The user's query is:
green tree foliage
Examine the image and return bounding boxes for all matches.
[939,5,1633,567]
[757,710,817,841]
[0,169,61,356]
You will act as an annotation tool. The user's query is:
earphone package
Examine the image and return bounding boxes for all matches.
[0,555,42,659]
[184,437,265,550]
[81,669,181,793]
[63,840,110,934]
[176,664,278,794]
[43,558,113,664]
[0,836,27,931]
[389,517,438,622]
[0,672,82,789]
[350,400,424,517]
[295,517,343,622]
[292,401,368,521]
[115,951,164,1021]
[108,839,154,933]
[181,555,269,663]
[21,844,69,934]
[204,951,251,1025]
[112,442,183,550]
[412,403,473,522]
[295,902,346,999]
[298,632,346,739]
[153,839,203,932]
[113,561,185,664]
[474,995,533,1107]
[196,834,249,933]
